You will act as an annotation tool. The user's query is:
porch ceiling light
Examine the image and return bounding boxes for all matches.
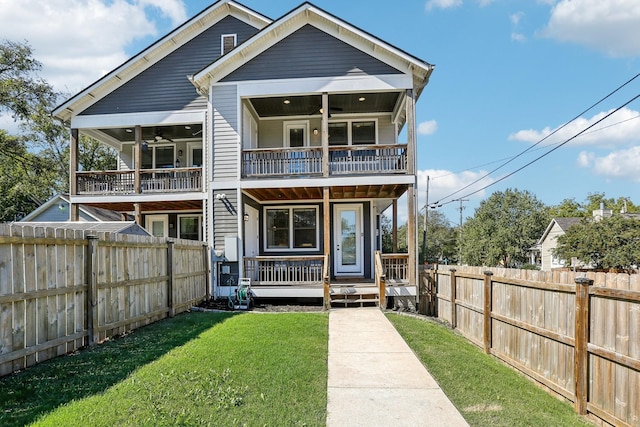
[359,97,366,102]
[283,99,290,104]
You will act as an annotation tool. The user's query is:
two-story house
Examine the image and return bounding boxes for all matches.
[53,1,434,304]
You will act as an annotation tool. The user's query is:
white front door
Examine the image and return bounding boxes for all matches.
[244,205,259,257]
[145,214,168,238]
[334,204,363,276]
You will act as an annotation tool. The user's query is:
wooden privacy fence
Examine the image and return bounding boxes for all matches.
[0,224,209,377]
[421,266,640,427]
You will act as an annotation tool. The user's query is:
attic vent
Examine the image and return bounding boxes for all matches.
[221,34,237,55]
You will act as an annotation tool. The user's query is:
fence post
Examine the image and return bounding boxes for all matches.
[483,271,494,355]
[430,266,438,317]
[203,244,210,301]
[167,240,175,317]
[574,277,593,415]
[323,275,331,310]
[85,235,99,346]
[450,269,457,329]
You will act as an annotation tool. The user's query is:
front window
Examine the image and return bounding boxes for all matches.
[178,215,202,241]
[328,120,377,145]
[139,145,175,169]
[265,206,318,250]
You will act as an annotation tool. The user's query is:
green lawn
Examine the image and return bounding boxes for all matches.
[387,314,593,427]
[0,312,328,427]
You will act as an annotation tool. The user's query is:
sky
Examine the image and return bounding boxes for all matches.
[1,0,640,224]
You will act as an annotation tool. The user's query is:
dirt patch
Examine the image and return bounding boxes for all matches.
[196,297,325,313]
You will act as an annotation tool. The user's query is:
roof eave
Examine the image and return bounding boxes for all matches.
[52,0,272,123]
[191,2,434,92]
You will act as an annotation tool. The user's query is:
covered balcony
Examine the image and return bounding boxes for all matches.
[76,167,202,195]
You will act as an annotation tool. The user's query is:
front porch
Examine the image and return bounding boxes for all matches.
[239,253,412,306]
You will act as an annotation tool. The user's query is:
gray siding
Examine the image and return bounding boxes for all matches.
[222,25,402,82]
[212,85,239,180]
[81,16,259,115]
[212,190,238,250]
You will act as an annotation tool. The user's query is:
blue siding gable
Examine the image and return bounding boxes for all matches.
[222,24,402,82]
[81,16,260,116]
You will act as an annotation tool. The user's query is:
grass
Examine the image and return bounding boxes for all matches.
[386,314,593,427]
[0,311,328,426]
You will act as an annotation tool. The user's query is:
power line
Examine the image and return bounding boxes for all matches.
[442,92,640,205]
[432,72,640,204]
[430,113,640,181]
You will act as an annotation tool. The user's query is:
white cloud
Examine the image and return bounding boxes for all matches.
[0,0,187,93]
[418,120,438,135]
[508,107,640,148]
[540,0,640,57]
[510,12,524,26]
[511,33,526,42]
[425,0,463,11]
[577,146,640,181]
[417,169,494,207]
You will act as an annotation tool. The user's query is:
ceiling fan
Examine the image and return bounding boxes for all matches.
[151,128,174,143]
[308,105,342,117]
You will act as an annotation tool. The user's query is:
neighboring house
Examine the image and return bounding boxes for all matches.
[537,218,582,271]
[19,194,127,223]
[52,1,434,301]
[538,205,640,271]
[12,221,151,236]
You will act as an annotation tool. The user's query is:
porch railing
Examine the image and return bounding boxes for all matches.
[375,251,387,308]
[243,256,325,285]
[381,253,409,283]
[76,167,202,195]
[242,144,407,178]
[329,144,407,175]
[242,147,323,178]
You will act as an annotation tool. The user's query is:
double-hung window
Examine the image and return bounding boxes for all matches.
[265,207,318,250]
[328,120,377,145]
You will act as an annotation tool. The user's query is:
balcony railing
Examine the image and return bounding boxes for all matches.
[381,253,409,283]
[76,167,202,195]
[243,256,325,285]
[242,144,407,178]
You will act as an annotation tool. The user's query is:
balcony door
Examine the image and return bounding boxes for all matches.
[145,214,168,238]
[333,204,363,276]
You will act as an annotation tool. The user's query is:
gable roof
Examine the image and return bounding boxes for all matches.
[20,194,127,222]
[190,2,434,94]
[53,0,271,123]
[537,217,582,245]
[12,222,151,236]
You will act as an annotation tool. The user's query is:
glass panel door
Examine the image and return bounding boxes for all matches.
[334,204,363,275]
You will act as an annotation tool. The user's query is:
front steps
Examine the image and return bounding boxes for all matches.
[329,283,380,307]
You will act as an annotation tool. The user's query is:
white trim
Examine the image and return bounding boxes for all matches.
[232,75,412,98]
[177,214,203,240]
[333,203,364,276]
[221,33,237,55]
[263,205,320,252]
[54,1,271,122]
[145,214,169,238]
[191,4,432,91]
[329,118,379,146]
[71,110,206,129]
[69,192,206,205]
[283,120,309,147]
[236,174,415,190]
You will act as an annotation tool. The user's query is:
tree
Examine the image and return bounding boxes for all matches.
[0,39,56,121]
[460,189,549,267]
[548,194,638,219]
[0,130,58,221]
[554,215,640,271]
[420,209,457,264]
[0,39,117,218]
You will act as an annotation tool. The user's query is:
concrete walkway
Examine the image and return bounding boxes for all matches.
[326,307,469,427]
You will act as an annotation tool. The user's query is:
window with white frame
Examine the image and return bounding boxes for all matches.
[136,144,175,169]
[284,121,309,147]
[328,119,377,146]
[178,215,203,241]
[221,34,237,55]
[265,206,318,250]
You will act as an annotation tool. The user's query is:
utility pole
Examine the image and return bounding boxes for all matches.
[457,199,468,265]
[422,176,429,265]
